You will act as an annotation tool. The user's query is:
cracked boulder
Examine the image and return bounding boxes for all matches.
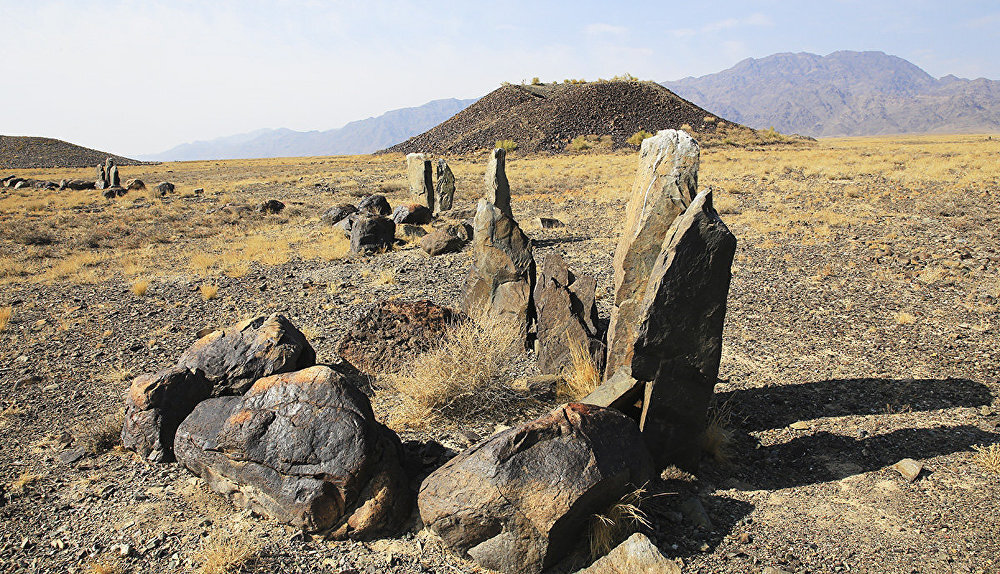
[418,403,655,574]
[175,365,412,537]
[121,367,211,463]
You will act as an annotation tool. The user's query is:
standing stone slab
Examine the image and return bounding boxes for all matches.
[631,189,736,470]
[464,199,534,335]
[108,165,120,188]
[406,153,434,209]
[434,158,456,213]
[175,366,412,537]
[95,164,107,190]
[605,130,700,379]
[533,252,600,375]
[484,148,512,218]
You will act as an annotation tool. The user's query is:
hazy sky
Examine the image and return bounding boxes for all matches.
[2,1,998,156]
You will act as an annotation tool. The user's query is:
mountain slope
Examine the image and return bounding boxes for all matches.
[382,81,767,155]
[661,51,1000,137]
[0,135,141,169]
[145,98,477,161]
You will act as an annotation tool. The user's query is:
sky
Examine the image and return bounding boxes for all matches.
[1,0,998,156]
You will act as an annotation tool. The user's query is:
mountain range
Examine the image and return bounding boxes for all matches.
[142,98,476,162]
[661,50,1000,137]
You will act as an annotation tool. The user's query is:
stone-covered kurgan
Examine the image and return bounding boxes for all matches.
[175,366,411,538]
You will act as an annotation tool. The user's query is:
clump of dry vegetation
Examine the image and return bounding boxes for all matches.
[557,337,600,399]
[589,486,651,559]
[701,399,736,463]
[194,531,261,574]
[9,471,42,494]
[391,312,522,426]
[77,410,125,455]
[0,305,11,331]
[972,443,1000,474]
[131,278,150,296]
[200,285,219,300]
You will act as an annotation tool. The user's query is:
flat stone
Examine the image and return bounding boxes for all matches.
[892,458,923,482]
[575,533,680,574]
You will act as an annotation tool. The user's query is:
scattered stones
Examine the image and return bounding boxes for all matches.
[391,203,433,225]
[606,130,700,379]
[419,403,655,574]
[155,182,175,196]
[533,252,600,374]
[536,217,564,229]
[484,148,512,218]
[406,153,434,209]
[435,158,455,213]
[338,300,458,375]
[349,215,396,254]
[124,178,145,191]
[175,365,412,537]
[259,199,285,214]
[121,367,211,463]
[892,458,923,482]
[357,193,392,216]
[321,203,358,225]
[420,229,464,256]
[464,198,535,336]
[576,533,681,574]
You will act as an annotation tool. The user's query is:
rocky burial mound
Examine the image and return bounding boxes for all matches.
[0,135,142,169]
[382,80,757,155]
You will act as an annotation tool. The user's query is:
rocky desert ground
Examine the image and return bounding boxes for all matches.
[1,133,999,573]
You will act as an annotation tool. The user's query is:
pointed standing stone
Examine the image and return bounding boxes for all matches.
[108,165,120,187]
[605,130,700,379]
[484,148,511,218]
[434,158,455,213]
[406,153,434,210]
[95,164,107,190]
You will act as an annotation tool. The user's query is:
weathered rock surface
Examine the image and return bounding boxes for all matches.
[420,229,464,256]
[349,215,396,254]
[443,221,473,242]
[176,313,316,396]
[95,164,107,190]
[121,367,211,463]
[357,193,392,216]
[484,148,512,218]
[391,203,433,225]
[259,199,285,214]
[533,252,600,375]
[464,199,534,334]
[64,179,95,190]
[338,300,458,375]
[576,533,680,574]
[102,186,126,199]
[123,178,145,191]
[406,153,434,209]
[175,365,412,537]
[419,403,655,574]
[606,130,699,379]
[435,158,455,213]
[322,203,357,225]
[107,165,120,188]
[155,181,174,196]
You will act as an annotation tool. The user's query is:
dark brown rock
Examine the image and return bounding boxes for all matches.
[418,403,655,574]
[484,148,512,218]
[155,181,174,196]
[108,165,120,187]
[392,203,433,225]
[420,229,464,256]
[176,313,316,396]
[121,367,211,463]
[64,179,95,190]
[124,178,145,191]
[435,158,455,213]
[357,193,391,216]
[322,203,357,225]
[338,300,458,375]
[175,365,412,537]
[259,199,285,214]
[533,253,600,375]
[349,215,395,254]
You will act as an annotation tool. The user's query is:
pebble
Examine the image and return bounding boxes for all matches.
[789,421,810,430]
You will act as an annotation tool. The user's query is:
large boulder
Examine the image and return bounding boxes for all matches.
[65,179,96,190]
[338,300,458,375]
[349,215,396,254]
[484,148,512,218]
[391,203,433,225]
[175,365,412,537]
[121,367,211,463]
[406,153,434,209]
[533,252,600,375]
[420,229,464,256]
[605,130,699,379]
[177,313,316,396]
[124,178,145,192]
[322,203,357,225]
[434,158,455,213]
[464,199,534,336]
[419,403,655,574]
[357,193,392,216]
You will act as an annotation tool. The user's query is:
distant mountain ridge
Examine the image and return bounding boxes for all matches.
[661,51,1000,137]
[144,98,478,161]
[0,135,141,169]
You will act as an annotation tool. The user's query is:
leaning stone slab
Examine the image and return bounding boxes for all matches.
[407,153,434,209]
[175,365,412,537]
[419,403,655,574]
[434,158,455,213]
[533,252,600,375]
[576,533,680,574]
[605,130,699,379]
[484,148,512,218]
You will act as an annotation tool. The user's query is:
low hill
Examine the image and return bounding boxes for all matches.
[0,135,141,169]
[662,51,1000,137]
[381,81,774,155]
[144,98,477,161]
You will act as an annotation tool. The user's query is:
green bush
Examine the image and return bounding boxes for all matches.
[531,77,542,85]
[496,140,518,152]
[569,135,593,152]
[627,130,654,147]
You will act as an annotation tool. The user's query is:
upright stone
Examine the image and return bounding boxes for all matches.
[484,148,511,218]
[605,130,699,379]
[95,164,107,190]
[104,157,115,173]
[434,158,455,213]
[533,253,600,375]
[108,165,120,187]
[464,199,534,336]
[406,153,434,209]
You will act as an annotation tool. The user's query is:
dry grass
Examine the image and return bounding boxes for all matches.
[373,268,396,285]
[131,278,150,296]
[971,443,1000,474]
[391,311,522,427]
[194,532,261,574]
[0,305,11,331]
[589,486,651,560]
[200,285,219,300]
[77,410,125,455]
[894,311,917,325]
[84,559,123,574]
[557,336,600,400]
[701,400,735,463]
[9,471,42,494]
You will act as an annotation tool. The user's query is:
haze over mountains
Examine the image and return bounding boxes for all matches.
[661,50,1000,137]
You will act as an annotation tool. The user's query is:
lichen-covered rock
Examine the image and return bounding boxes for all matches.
[338,300,458,375]
[121,367,211,463]
[435,158,455,213]
[175,365,412,537]
[419,403,655,574]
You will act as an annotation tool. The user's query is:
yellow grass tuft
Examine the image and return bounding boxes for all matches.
[373,268,396,285]
[77,410,125,455]
[972,443,1000,474]
[558,336,600,400]
[589,487,651,560]
[10,471,42,494]
[131,278,150,296]
[0,305,11,331]
[84,559,123,574]
[200,285,219,300]
[701,400,735,463]
[894,311,917,325]
[194,532,261,574]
